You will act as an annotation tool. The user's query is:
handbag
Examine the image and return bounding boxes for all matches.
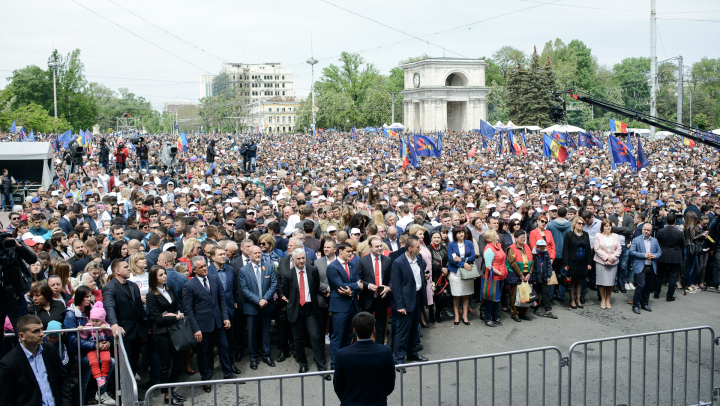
[434,274,449,297]
[459,263,481,280]
[548,271,558,286]
[527,284,538,303]
[480,267,500,301]
[168,317,197,352]
[687,243,703,256]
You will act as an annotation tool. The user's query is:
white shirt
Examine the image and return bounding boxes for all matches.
[158,286,172,303]
[295,267,311,304]
[396,215,414,230]
[197,275,210,293]
[387,237,399,251]
[406,253,422,291]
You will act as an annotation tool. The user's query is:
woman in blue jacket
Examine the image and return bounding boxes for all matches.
[448,226,476,325]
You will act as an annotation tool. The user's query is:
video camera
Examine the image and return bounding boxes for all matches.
[130,137,144,146]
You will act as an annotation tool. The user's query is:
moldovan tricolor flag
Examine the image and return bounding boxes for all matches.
[543,134,569,164]
[609,119,628,134]
[682,136,695,147]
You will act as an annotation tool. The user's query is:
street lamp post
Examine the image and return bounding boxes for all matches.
[48,61,59,133]
[307,57,318,135]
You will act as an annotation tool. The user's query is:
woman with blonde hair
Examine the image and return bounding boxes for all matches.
[128,252,149,302]
[178,238,201,277]
[372,210,386,230]
[340,206,354,230]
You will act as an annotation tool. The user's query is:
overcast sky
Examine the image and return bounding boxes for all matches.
[1,0,718,110]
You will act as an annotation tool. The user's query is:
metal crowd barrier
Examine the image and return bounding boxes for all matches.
[5,326,110,404]
[143,346,564,406]
[567,326,717,406]
[114,333,139,406]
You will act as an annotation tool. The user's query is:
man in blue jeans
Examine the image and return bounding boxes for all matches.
[0,168,15,211]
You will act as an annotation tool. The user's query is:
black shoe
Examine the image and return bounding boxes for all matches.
[231,365,242,374]
[262,358,276,367]
[249,361,258,370]
[324,374,332,381]
[666,297,676,302]
[417,345,424,351]
[436,316,443,324]
[612,285,619,293]
[632,306,641,314]
[277,352,289,363]
[653,294,660,299]
[185,369,196,376]
[203,385,212,393]
[396,367,407,373]
[463,320,470,325]
[619,285,627,293]
[485,321,497,327]
[519,315,533,321]
[580,296,586,304]
[494,320,503,326]
[641,305,652,312]
[511,315,521,322]
[407,355,428,362]
[234,353,243,363]
[299,365,309,373]
[454,321,459,325]
[554,297,564,303]
[172,392,186,402]
[164,396,184,405]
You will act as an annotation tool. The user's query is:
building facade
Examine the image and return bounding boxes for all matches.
[400,58,488,133]
[247,96,298,134]
[200,75,215,99]
[209,62,293,102]
[164,101,198,114]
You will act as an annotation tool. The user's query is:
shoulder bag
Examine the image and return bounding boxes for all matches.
[459,263,481,280]
[168,317,197,352]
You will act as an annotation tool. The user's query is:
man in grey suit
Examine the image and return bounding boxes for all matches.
[238,246,277,370]
[312,238,334,345]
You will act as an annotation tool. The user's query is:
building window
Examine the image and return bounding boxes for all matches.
[282,75,285,80]
[268,117,272,123]
[282,108,285,112]
[282,116,286,123]
[282,91,286,96]
[268,108,272,112]
[282,83,285,88]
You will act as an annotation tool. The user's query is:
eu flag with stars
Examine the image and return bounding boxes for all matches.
[480,120,496,142]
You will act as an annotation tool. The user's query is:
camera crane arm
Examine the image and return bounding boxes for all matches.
[552,88,720,149]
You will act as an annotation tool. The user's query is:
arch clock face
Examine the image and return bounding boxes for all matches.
[413,73,420,88]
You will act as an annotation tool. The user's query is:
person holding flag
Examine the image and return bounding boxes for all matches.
[608,135,637,172]
[543,134,569,164]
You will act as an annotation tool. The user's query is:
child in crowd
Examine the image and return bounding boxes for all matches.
[79,302,113,388]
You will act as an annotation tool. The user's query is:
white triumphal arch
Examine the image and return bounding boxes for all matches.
[401,58,489,133]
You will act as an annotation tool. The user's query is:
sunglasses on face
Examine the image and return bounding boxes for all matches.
[578,222,585,226]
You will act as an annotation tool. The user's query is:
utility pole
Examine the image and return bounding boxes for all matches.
[677,56,683,127]
[649,0,657,140]
[390,92,397,124]
[307,56,318,135]
[49,60,59,133]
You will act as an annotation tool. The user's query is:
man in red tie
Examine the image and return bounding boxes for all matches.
[278,248,330,378]
[356,236,392,344]
[325,242,364,369]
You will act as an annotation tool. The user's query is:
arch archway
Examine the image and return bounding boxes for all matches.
[445,71,469,87]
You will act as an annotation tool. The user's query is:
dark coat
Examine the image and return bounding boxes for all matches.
[0,342,73,406]
[280,263,321,324]
[390,253,428,312]
[27,300,67,329]
[356,254,392,310]
[182,274,229,333]
[146,286,182,335]
[333,340,395,406]
[656,225,685,264]
[102,278,148,341]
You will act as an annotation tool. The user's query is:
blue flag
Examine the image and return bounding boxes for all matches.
[351,127,359,140]
[626,134,633,151]
[9,120,16,133]
[407,135,419,168]
[589,132,604,149]
[578,132,593,148]
[28,129,35,142]
[565,132,577,149]
[481,132,487,149]
[636,137,650,171]
[551,131,567,146]
[60,129,73,149]
[542,134,553,157]
[414,135,441,157]
[609,135,637,171]
[480,120,496,142]
[437,131,443,154]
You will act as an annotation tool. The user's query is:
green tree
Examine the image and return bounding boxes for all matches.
[48,49,98,129]
[11,102,71,133]
[492,46,527,79]
[612,57,651,113]
[317,52,380,105]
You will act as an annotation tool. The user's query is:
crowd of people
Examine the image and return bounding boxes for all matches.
[0,127,718,406]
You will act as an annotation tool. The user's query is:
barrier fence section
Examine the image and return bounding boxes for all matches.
[114,333,139,406]
[567,326,718,406]
[143,346,564,406]
[6,326,108,404]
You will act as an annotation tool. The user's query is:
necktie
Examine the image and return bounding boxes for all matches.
[374,257,380,296]
[298,270,306,306]
[343,262,350,279]
[203,277,209,292]
[255,265,261,291]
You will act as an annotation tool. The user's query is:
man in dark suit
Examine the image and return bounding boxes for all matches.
[326,242,364,369]
[182,256,235,392]
[388,233,409,264]
[268,221,288,252]
[333,312,395,406]
[390,235,429,370]
[228,239,254,362]
[103,259,148,371]
[0,315,73,406]
[356,236,392,344]
[207,245,242,375]
[145,233,163,265]
[58,208,77,235]
[279,247,329,377]
[654,213,684,301]
[275,237,308,362]
[238,245,277,370]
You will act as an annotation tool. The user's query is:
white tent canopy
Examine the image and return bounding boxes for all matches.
[713,129,720,135]
[0,142,55,189]
[540,124,586,134]
[383,123,405,131]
